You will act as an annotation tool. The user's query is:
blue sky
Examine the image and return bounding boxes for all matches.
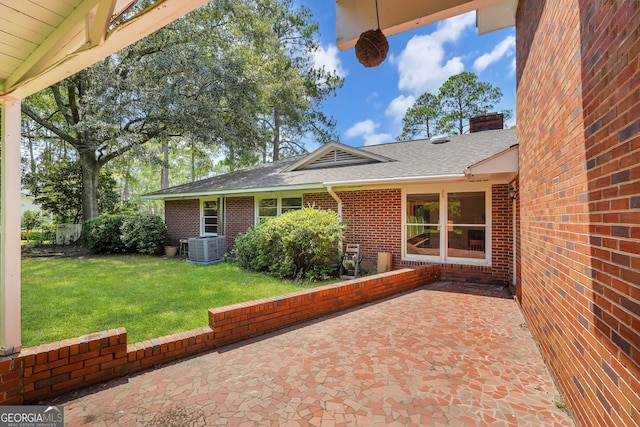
[297,1,516,148]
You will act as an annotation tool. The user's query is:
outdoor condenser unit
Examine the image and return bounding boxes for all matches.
[188,236,227,265]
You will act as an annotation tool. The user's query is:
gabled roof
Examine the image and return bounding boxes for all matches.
[284,141,393,171]
[144,128,517,199]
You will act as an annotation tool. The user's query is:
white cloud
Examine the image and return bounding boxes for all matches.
[312,44,347,78]
[391,12,474,94]
[385,95,415,122]
[345,119,392,146]
[473,35,516,72]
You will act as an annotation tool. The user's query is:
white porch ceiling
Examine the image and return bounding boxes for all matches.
[0,0,210,100]
[335,0,517,50]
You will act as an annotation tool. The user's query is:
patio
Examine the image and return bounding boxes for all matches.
[50,282,574,426]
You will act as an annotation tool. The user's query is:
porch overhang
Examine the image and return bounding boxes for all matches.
[464,144,518,182]
[0,0,211,100]
[335,0,517,50]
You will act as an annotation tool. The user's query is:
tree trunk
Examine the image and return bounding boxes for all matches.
[272,108,280,161]
[79,152,101,221]
[161,139,170,189]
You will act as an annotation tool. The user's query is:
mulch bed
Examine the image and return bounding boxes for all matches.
[21,242,93,259]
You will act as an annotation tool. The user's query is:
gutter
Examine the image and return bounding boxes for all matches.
[323,174,466,187]
[142,183,325,200]
[326,186,343,254]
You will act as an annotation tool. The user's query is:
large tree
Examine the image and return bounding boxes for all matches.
[22,1,240,220]
[437,72,504,134]
[225,0,343,164]
[22,0,342,218]
[398,72,507,140]
[399,93,442,140]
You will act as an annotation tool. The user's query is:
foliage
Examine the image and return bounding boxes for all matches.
[399,93,442,140]
[438,72,504,134]
[24,160,120,223]
[21,0,343,219]
[21,257,327,347]
[83,214,168,254]
[398,72,508,139]
[82,215,128,254]
[234,208,345,280]
[120,215,167,255]
[21,210,42,242]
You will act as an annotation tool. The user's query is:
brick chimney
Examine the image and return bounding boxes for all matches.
[469,112,504,133]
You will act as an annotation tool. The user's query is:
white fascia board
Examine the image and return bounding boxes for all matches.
[142,183,326,200]
[323,174,467,188]
[464,145,518,176]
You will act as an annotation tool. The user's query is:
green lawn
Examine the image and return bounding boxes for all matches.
[21,256,321,348]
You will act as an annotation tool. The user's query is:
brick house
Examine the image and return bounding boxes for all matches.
[145,126,518,285]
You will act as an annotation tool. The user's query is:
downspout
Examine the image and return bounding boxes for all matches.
[326,186,343,253]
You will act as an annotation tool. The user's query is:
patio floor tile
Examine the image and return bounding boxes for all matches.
[50,282,574,426]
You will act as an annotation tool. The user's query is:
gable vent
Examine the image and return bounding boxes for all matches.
[303,149,376,169]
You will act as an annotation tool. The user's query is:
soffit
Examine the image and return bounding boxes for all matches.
[0,0,209,100]
[335,0,517,50]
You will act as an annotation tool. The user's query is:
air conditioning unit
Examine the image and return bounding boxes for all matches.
[188,236,227,265]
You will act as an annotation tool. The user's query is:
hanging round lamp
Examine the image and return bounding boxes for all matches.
[354,0,389,67]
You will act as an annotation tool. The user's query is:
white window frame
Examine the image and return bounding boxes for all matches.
[254,195,303,224]
[402,183,492,266]
[200,197,223,236]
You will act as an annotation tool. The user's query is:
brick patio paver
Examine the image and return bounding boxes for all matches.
[52,282,574,426]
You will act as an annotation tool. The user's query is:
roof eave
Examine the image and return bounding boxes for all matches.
[142,182,326,200]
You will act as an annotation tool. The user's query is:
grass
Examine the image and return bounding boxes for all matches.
[22,255,323,348]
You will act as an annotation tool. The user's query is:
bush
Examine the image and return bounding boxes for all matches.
[82,215,128,254]
[83,214,168,254]
[234,207,345,281]
[120,215,167,254]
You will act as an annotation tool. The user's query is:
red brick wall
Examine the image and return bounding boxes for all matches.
[164,199,200,245]
[303,192,338,211]
[337,189,403,269]
[0,267,439,404]
[224,196,254,251]
[517,1,639,426]
[491,184,513,284]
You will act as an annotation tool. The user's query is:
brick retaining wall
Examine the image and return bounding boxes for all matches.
[0,265,439,404]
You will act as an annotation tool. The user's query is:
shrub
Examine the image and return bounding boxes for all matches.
[83,214,168,254]
[120,215,167,254]
[234,207,345,281]
[82,215,128,254]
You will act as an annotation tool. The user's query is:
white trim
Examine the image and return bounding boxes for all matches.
[142,183,325,200]
[200,197,223,236]
[1,99,22,355]
[401,182,492,267]
[324,174,467,187]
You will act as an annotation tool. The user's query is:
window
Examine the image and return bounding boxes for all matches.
[201,199,222,235]
[256,196,302,222]
[258,198,278,222]
[447,192,486,260]
[406,194,440,257]
[405,190,488,262]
